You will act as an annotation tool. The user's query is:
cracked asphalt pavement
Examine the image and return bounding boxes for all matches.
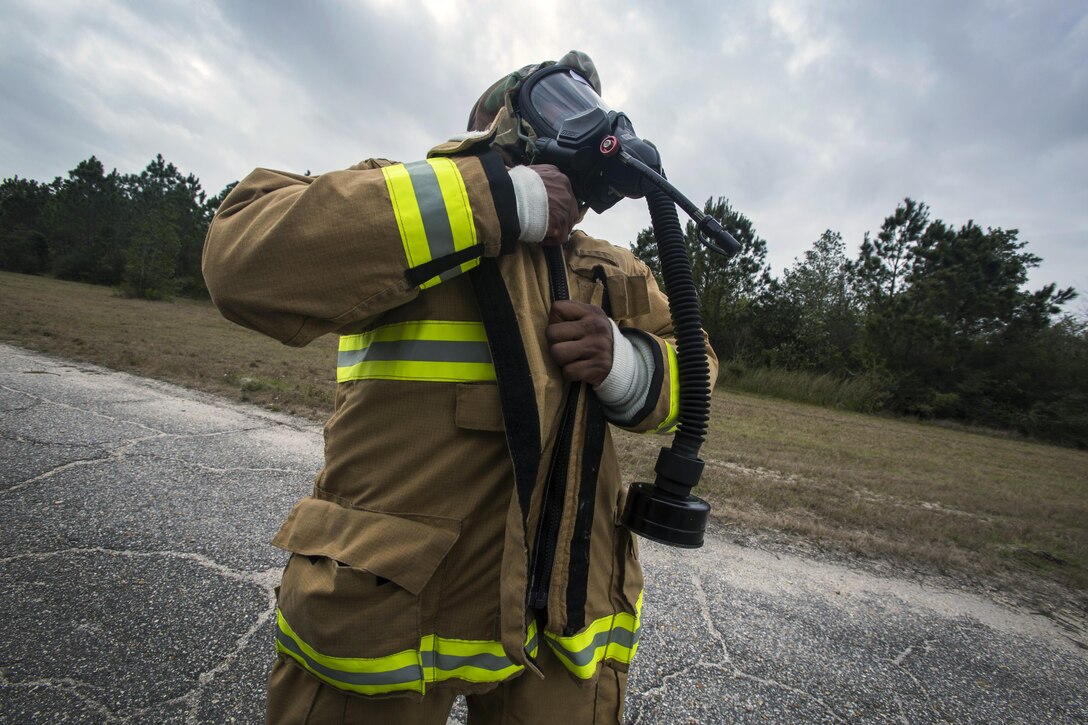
[1,343,1085,724]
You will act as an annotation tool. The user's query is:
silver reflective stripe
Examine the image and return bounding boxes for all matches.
[545,626,639,668]
[276,630,423,686]
[337,339,493,368]
[404,160,456,262]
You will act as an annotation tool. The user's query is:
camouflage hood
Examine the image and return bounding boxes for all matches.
[465,50,602,165]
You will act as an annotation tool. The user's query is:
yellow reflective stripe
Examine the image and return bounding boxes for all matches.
[423,635,524,684]
[339,320,488,348]
[459,255,483,276]
[276,608,535,695]
[543,592,643,680]
[337,321,496,383]
[651,342,680,434]
[525,619,540,659]
[275,609,425,695]
[382,163,431,271]
[381,158,479,290]
[337,360,496,383]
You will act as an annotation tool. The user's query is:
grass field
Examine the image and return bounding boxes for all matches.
[3,271,1086,621]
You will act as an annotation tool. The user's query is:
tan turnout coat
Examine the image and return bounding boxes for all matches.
[202,132,717,701]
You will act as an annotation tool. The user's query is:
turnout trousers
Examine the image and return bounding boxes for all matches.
[266,646,630,724]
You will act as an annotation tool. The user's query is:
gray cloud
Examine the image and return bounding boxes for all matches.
[2,0,1084,294]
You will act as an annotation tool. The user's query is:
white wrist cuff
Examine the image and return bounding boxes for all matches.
[594,320,655,421]
[508,166,548,243]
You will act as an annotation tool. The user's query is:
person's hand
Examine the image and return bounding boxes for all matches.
[531,165,579,246]
[545,300,613,386]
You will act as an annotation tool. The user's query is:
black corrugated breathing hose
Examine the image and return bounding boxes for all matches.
[645,187,710,464]
[620,186,713,547]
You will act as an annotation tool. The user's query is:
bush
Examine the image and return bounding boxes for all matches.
[0,229,49,274]
[718,365,888,413]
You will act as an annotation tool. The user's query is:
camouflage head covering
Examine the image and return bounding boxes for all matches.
[466,50,602,164]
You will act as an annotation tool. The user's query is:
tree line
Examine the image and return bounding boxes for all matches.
[2,156,1085,445]
[0,155,236,299]
[633,197,1086,447]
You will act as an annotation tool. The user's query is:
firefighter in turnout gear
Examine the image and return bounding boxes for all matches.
[202,51,717,724]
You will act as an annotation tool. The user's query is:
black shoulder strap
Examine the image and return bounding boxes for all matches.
[470,257,541,523]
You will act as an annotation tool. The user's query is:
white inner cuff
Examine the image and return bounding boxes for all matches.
[594,319,655,421]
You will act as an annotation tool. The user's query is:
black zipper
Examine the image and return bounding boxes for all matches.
[527,387,579,608]
[543,243,569,301]
[527,245,575,610]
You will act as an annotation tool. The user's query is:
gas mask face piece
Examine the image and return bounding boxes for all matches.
[516,65,662,213]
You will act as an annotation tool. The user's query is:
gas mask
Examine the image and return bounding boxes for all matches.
[516,65,662,213]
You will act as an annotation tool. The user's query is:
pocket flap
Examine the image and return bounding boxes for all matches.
[568,251,650,319]
[272,496,460,596]
[456,382,505,432]
[570,247,621,267]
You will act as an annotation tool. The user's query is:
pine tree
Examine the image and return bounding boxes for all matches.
[631,197,771,361]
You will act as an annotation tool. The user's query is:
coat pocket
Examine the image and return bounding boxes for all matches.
[568,249,651,319]
[454,382,505,432]
[271,496,460,695]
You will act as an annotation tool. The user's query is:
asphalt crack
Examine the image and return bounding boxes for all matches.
[886,637,936,717]
[0,547,280,723]
[0,383,167,436]
[0,433,167,495]
[0,669,117,721]
[1,382,305,494]
[633,573,848,723]
[1,382,268,441]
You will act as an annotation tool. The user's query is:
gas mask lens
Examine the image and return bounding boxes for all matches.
[524,68,611,136]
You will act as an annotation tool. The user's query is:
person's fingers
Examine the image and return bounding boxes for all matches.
[548,339,595,366]
[545,321,583,345]
[546,305,610,343]
[561,358,611,386]
[548,300,602,323]
[532,165,578,246]
[545,301,612,384]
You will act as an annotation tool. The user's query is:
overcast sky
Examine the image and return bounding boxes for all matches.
[2,0,1085,296]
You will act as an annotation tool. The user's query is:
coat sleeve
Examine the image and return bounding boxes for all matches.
[608,255,719,434]
[202,151,520,346]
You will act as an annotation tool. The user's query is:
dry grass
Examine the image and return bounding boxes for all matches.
[4,271,1087,612]
[614,392,1088,606]
[0,271,337,420]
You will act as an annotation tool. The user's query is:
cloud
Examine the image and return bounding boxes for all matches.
[1,0,1084,293]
